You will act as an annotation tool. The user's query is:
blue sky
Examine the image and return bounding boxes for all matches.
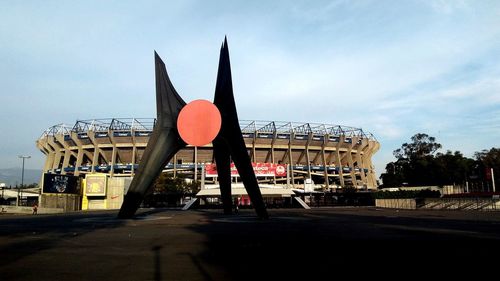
[1,0,499,179]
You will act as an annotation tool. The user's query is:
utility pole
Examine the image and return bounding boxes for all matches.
[18,155,31,206]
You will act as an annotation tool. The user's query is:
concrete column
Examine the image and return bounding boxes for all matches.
[110,145,117,177]
[322,135,329,190]
[289,132,295,188]
[90,133,100,173]
[361,140,378,189]
[71,132,85,176]
[355,138,368,187]
[305,133,312,179]
[131,145,137,176]
[271,131,277,164]
[335,136,344,187]
[194,146,198,182]
[74,148,84,176]
[47,137,63,171]
[252,132,256,162]
[39,142,56,173]
[55,134,77,175]
[91,130,112,174]
[366,141,380,188]
[345,138,356,186]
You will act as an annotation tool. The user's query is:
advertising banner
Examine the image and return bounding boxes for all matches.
[42,173,79,194]
[205,163,287,177]
[485,168,492,181]
[85,174,107,196]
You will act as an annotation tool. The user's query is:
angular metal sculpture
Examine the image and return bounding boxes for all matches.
[118,52,187,218]
[118,39,268,219]
[213,38,269,219]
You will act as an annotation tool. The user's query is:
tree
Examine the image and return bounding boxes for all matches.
[474,148,500,188]
[381,133,499,191]
[434,150,472,185]
[393,133,442,161]
[379,161,405,187]
[475,148,500,168]
[153,173,200,195]
[381,133,442,187]
[144,173,201,207]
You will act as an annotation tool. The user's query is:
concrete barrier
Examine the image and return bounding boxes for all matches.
[0,205,64,214]
[375,199,417,209]
[40,194,81,212]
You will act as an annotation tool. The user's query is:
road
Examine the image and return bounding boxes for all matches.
[1,207,499,280]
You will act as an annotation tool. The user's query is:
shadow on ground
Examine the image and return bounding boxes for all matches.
[1,208,499,280]
[184,208,500,280]
[0,209,160,268]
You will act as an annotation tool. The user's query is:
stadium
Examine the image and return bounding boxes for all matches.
[37,118,379,191]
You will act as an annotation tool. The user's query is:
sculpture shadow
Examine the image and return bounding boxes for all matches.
[185,208,500,280]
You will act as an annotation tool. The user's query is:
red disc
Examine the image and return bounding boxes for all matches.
[177,99,221,146]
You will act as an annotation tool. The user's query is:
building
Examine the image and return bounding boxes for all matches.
[36,118,379,210]
[37,118,379,189]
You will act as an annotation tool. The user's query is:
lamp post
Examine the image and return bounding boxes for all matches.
[18,155,31,206]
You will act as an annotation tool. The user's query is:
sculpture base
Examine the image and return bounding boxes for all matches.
[117,192,144,219]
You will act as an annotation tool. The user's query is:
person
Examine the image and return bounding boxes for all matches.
[233,197,239,214]
[32,203,38,215]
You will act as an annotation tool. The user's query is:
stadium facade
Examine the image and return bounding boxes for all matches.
[36,118,380,190]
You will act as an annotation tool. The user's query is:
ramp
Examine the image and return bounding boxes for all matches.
[182,198,199,210]
[294,197,311,209]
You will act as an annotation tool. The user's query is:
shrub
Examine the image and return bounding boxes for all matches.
[373,189,440,199]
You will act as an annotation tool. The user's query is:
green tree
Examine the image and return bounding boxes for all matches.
[474,148,500,186]
[434,150,473,185]
[381,134,498,191]
[142,173,200,207]
[379,161,404,187]
[153,173,200,195]
[381,133,442,187]
[393,133,442,160]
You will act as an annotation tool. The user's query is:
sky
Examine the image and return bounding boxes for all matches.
[1,0,499,180]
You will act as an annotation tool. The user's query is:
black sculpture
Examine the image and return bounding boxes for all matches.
[118,52,187,218]
[118,38,268,219]
[213,38,268,219]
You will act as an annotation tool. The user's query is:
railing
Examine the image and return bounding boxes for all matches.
[422,198,500,211]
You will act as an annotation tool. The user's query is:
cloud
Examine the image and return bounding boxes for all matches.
[1,0,500,174]
[440,77,500,103]
[428,0,470,14]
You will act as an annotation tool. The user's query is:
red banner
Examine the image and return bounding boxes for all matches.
[485,168,492,181]
[205,163,287,177]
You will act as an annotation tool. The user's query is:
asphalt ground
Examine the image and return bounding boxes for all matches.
[1,207,499,280]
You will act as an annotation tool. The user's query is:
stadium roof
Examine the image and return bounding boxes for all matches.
[39,118,377,140]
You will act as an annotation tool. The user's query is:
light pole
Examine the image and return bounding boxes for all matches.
[18,155,31,206]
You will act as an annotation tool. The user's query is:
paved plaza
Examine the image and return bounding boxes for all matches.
[1,207,499,280]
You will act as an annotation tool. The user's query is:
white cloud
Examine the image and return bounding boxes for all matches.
[1,0,500,173]
[440,77,500,103]
[428,0,470,14]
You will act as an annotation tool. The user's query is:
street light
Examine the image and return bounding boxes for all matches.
[18,155,31,206]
